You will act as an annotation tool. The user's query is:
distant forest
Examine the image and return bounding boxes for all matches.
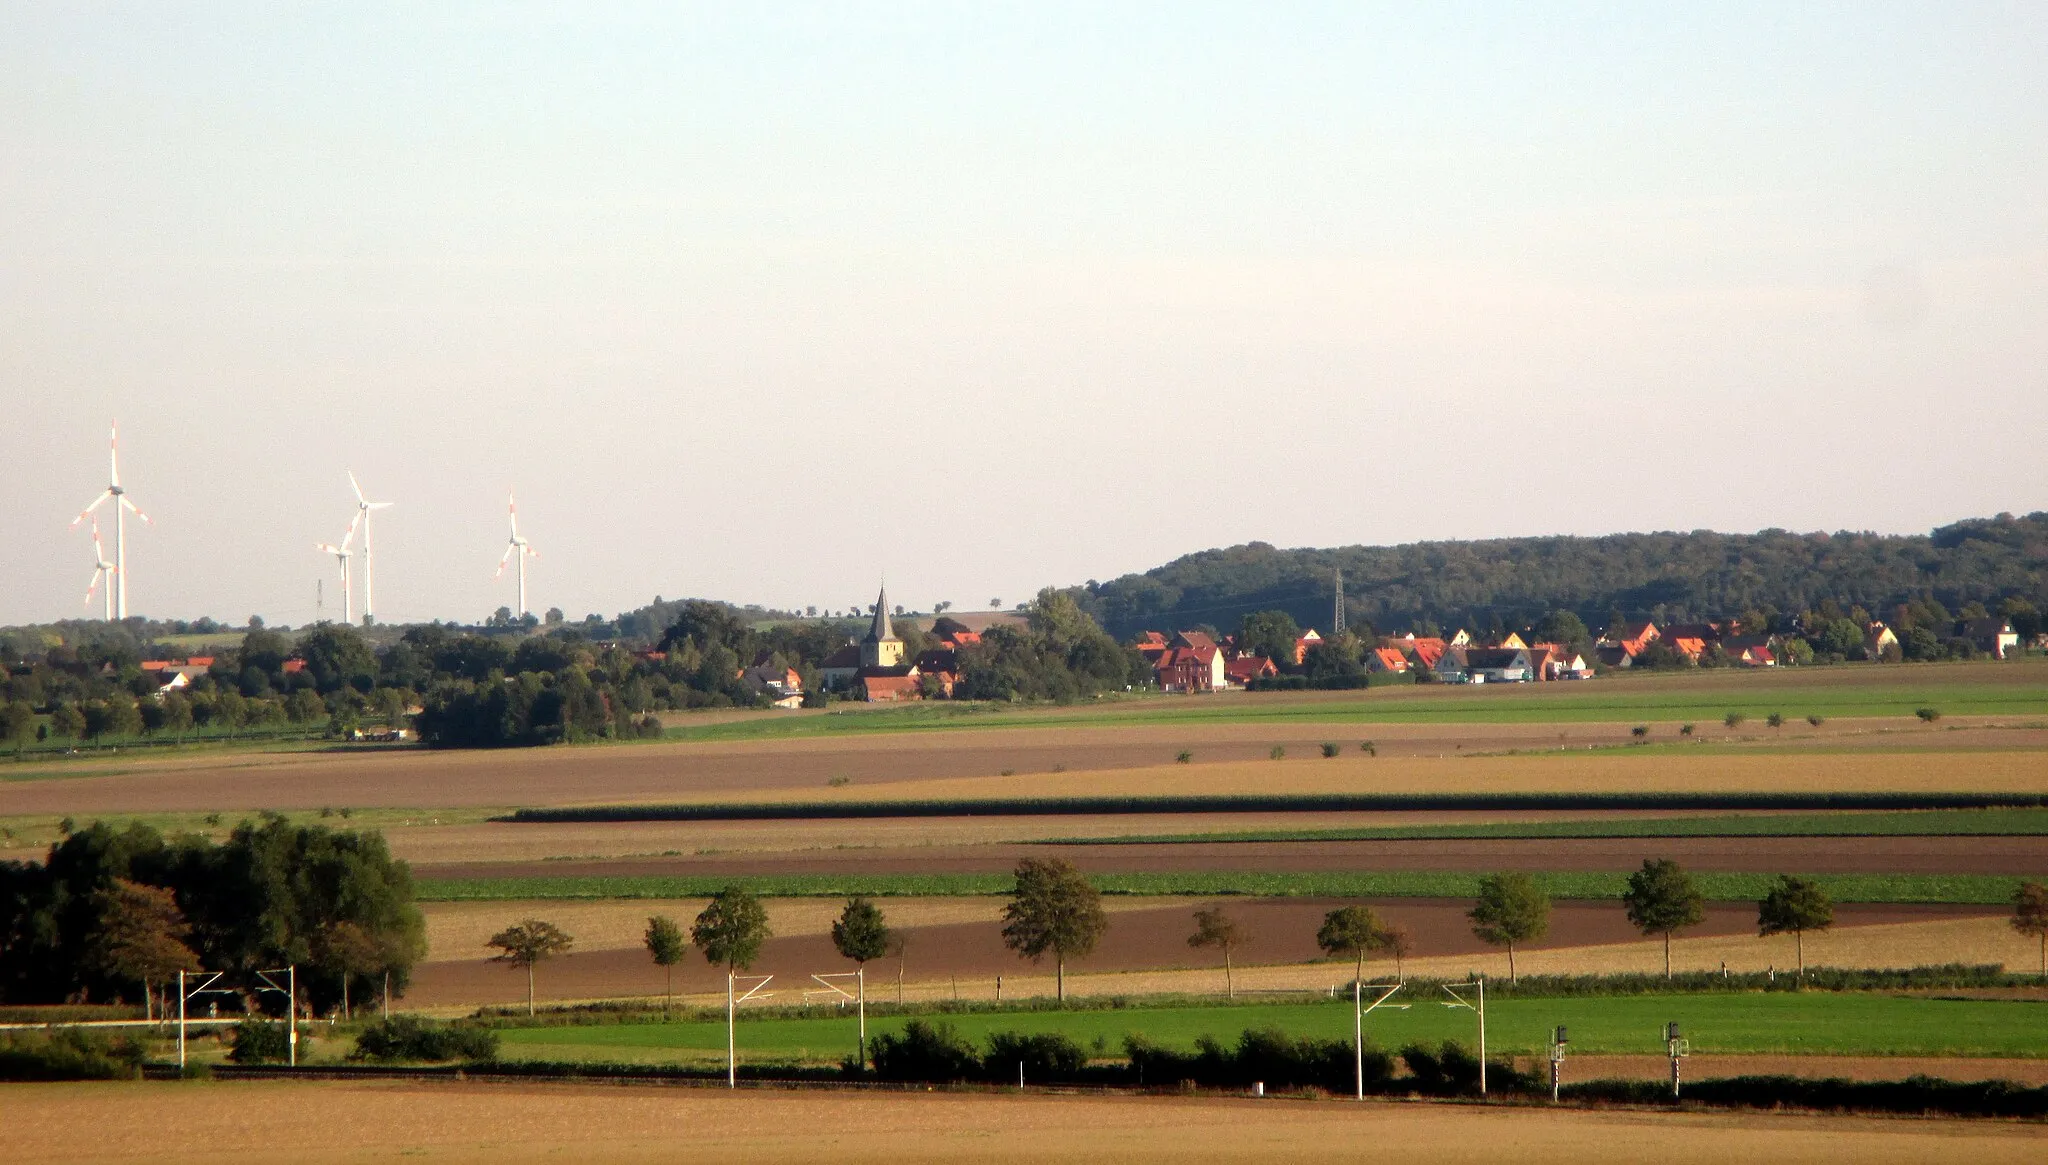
[1066,513,2048,641]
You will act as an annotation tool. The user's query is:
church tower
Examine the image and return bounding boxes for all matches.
[860,585,904,668]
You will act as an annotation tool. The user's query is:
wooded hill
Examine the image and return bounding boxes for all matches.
[1067,513,2048,640]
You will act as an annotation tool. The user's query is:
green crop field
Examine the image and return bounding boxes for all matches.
[661,664,2048,742]
[413,870,2032,905]
[1049,808,2048,846]
[494,992,2048,1064]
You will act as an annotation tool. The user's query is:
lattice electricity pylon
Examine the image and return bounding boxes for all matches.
[1332,568,1346,637]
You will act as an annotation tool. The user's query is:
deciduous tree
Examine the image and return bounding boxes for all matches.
[1468,872,1550,982]
[1187,906,1245,998]
[1757,875,1834,976]
[88,879,199,1019]
[1623,859,1706,978]
[1315,905,1387,985]
[644,915,687,1018]
[1001,858,1107,1002]
[487,920,574,1016]
[693,886,770,974]
[2013,881,2048,977]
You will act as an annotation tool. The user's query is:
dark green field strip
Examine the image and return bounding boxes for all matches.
[1045,807,2048,846]
[507,792,2048,824]
[414,870,2030,906]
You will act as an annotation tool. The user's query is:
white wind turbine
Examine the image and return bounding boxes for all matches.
[314,511,363,625]
[82,516,116,622]
[70,423,150,620]
[346,471,393,624]
[493,491,539,617]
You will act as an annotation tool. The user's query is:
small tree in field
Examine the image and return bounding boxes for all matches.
[1001,858,1108,1002]
[1468,872,1550,983]
[1187,906,1245,998]
[1623,859,1706,978]
[487,920,574,1016]
[644,915,687,1019]
[1316,905,1387,985]
[1380,923,1414,982]
[1757,875,1834,976]
[693,886,772,1088]
[2013,881,2048,977]
[831,896,891,1064]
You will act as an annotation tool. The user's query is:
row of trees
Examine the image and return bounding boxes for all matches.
[0,819,426,1014]
[490,863,2048,1024]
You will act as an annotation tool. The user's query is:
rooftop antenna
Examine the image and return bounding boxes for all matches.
[1332,568,1346,637]
[70,422,150,620]
[82,515,116,621]
[493,490,539,617]
[346,471,393,624]
[314,511,363,625]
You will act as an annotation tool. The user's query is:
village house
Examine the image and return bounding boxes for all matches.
[1223,654,1278,688]
[1960,618,2020,660]
[1864,622,1900,660]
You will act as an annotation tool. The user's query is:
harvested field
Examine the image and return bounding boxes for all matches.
[4,716,2042,817]
[414,833,2048,883]
[406,898,2017,1009]
[7,1080,2042,1164]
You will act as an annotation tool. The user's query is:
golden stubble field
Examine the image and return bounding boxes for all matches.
[7,1080,2043,1164]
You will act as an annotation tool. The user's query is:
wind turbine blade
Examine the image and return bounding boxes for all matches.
[494,544,515,579]
[342,510,364,549]
[524,543,539,560]
[507,493,520,538]
[72,490,113,525]
[348,470,366,505]
[367,500,393,510]
[120,496,151,523]
[108,423,120,488]
[85,566,105,607]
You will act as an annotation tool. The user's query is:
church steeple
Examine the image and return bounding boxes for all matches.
[866,585,894,645]
[860,583,904,669]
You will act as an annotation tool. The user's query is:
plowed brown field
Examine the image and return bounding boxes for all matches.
[8,1080,2042,1164]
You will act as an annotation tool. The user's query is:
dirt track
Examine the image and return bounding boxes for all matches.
[407,898,1989,1008]
[9,1080,2042,1164]
[415,833,2048,882]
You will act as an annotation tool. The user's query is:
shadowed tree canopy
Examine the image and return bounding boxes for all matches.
[2009,881,2048,976]
[87,879,199,1018]
[832,896,892,966]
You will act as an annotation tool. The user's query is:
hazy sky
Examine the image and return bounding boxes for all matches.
[4,3,2044,627]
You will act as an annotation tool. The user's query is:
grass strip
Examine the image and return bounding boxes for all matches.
[506,792,2048,824]
[414,869,2030,905]
[1043,807,2048,845]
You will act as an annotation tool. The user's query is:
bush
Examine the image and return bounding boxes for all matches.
[869,1019,981,1083]
[1916,707,1942,722]
[0,1029,145,1081]
[229,1018,298,1063]
[1320,743,1340,758]
[1395,1040,1536,1095]
[984,1030,1088,1082]
[1563,1074,2048,1119]
[1125,1027,1388,1094]
[352,1016,501,1062]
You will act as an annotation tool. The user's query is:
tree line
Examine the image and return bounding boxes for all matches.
[494,861,2048,1029]
[0,818,425,1016]
[1067,512,2048,644]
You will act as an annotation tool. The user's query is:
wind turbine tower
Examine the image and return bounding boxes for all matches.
[494,491,539,617]
[70,423,150,620]
[346,471,393,624]
[315,511,363,625]
[82,516,116,622]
